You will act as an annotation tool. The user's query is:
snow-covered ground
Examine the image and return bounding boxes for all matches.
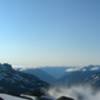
[0,94,27,100]
[0,94,55,100]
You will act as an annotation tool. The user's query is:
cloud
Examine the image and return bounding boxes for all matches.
[48,85,100,100]
[65,67,81,72]
[90,67,100,71]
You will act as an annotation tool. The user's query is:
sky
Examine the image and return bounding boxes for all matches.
[0,0,100,66]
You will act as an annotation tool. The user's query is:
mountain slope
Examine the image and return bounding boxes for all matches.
[22,68,56,84]
[41,66,67,79]
[58,65,100,88]
[0,63,49,96]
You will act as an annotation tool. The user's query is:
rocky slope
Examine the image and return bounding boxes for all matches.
[0,63,49,97]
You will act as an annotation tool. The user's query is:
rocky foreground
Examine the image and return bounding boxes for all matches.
[38,95,74,100]
[0,95,74,100]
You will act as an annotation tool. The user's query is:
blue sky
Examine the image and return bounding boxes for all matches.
[0,0,100,66]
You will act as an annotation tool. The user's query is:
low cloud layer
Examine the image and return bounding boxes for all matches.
[48,86,100,100]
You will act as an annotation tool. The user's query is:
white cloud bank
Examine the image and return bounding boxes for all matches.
[48,86,100,100]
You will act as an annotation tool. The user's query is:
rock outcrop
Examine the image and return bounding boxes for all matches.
[0,97,4,100]
[57,96,74,100]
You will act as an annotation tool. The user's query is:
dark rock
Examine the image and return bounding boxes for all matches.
[37,95,55,100]
[57,96,74,100]
[0,97,4,100]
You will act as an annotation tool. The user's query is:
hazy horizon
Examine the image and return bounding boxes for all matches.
[0,0,100,66]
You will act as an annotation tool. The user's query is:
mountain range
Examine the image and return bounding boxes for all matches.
[0,63,100,100]
[17,65,100,89]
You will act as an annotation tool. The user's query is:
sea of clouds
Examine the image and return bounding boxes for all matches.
[48,85,100,100]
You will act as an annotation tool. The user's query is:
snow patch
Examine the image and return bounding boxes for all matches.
[0,94,27,100]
